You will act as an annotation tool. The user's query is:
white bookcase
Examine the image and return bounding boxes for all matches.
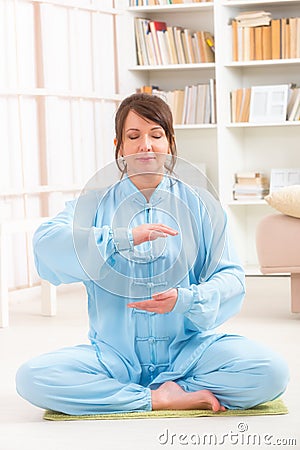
[122,0,300,273]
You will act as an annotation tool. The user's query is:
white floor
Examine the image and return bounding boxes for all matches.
[1,276,299,450]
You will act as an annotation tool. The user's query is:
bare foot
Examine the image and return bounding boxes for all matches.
[151,381,226,412]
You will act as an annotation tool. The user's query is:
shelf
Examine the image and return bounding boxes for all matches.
[225,58,300,68]
[126,0,300,270]
[223,0,300,6]
[227,121,300,128]
[174,124,217,130]
[228,200,268,206]
[130,63,215,71]
[128,3,214,13]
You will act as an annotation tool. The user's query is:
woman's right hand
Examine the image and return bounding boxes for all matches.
[132,224,178,246]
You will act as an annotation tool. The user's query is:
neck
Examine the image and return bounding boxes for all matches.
[128,172,163,201]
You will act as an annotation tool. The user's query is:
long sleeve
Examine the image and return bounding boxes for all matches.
[33,191,133,286]
[172,190,245,331]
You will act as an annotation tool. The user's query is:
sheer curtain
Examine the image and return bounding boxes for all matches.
[0,0,123,289]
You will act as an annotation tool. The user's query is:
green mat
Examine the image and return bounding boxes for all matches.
[44,397,287,421]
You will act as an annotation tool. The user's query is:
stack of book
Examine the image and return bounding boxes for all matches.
[233,172,269,201]
[129,1,212,5]
[231,83,300,123]
[136,80,216,124]
[134,18,215,65]
[231,12,300,61]
[231,87,251,123]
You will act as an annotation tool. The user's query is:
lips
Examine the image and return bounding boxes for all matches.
[135,156,156,161]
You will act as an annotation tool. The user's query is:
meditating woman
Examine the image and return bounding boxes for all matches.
[16,93,289,415]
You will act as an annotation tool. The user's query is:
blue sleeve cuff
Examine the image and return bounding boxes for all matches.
[112,227,133,252]
[172,287,194,314]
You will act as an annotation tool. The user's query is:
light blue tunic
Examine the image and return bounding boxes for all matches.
[15,175,289,414]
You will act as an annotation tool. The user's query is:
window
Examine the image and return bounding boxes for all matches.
[0,0,123,289]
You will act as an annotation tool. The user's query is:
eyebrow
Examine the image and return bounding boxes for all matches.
[125,126,163,132]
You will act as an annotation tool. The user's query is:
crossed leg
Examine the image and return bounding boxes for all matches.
[175,334,289,410]
[16,335,289,415]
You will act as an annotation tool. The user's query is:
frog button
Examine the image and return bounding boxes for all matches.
[148,365,155,373]
[148,337,155,344]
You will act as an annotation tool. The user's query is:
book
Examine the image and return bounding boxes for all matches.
[281,18,287,59]
[240,88,251,122]
[183,29,196,64]
[134,18,147,65]
[249,84,289,123]
[269,168,300,192]
[287,88,300,121]
[145,25,157,65]
[203,32,215,62]
[285,19,290,59]
[157,29,171,65]
[174,27,186,64]
[262,25,272,60]
[242,27,251,61]
[195,31,206,62]
[235,88,244,122]
[289,17,298,59]
[231,19,238,62]
[192,33,201,63]
[195,84,207,124]
[254,26,263,60]
[149,21,167,65]
[186,85,198,124]
[297,18,300,58]
[205,34,215,53]
[234,171,269,200]
[235,10,272,28]
[166,27,179,64]
[231,90,237,122]
[173,89,185,124]
[209,78,216,124]
[271,19,281,60]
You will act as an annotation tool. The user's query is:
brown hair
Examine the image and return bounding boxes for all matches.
[114,93,177,176]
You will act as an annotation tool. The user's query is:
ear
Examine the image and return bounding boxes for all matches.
[114,138,117,146]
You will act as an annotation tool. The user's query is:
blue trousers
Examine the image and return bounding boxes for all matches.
[16,334,289,415]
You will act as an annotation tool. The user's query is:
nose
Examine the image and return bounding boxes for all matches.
[140,135,152,152]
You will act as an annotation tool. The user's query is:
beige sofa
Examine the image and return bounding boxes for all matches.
[256,213,300,313]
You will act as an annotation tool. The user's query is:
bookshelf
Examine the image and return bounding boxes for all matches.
[124,0,300,273]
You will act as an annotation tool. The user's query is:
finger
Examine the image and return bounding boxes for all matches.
[127,300,160,310]
[148,231,168,241]
[150,224,178,235]
[152,288,176,299]
[128,300,155,308]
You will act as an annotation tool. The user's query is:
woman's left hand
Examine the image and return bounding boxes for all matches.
[127,288,178,314]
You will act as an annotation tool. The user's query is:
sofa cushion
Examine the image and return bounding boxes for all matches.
[265,185,300,218]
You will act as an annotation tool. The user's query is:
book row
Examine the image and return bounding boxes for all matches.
[231,84,300,123]
[129,1,211,5]
[136,80,216,125]
[231,16,300,62]
[134,18,215,65]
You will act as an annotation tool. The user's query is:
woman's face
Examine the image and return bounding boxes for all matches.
[119,110,170,176]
